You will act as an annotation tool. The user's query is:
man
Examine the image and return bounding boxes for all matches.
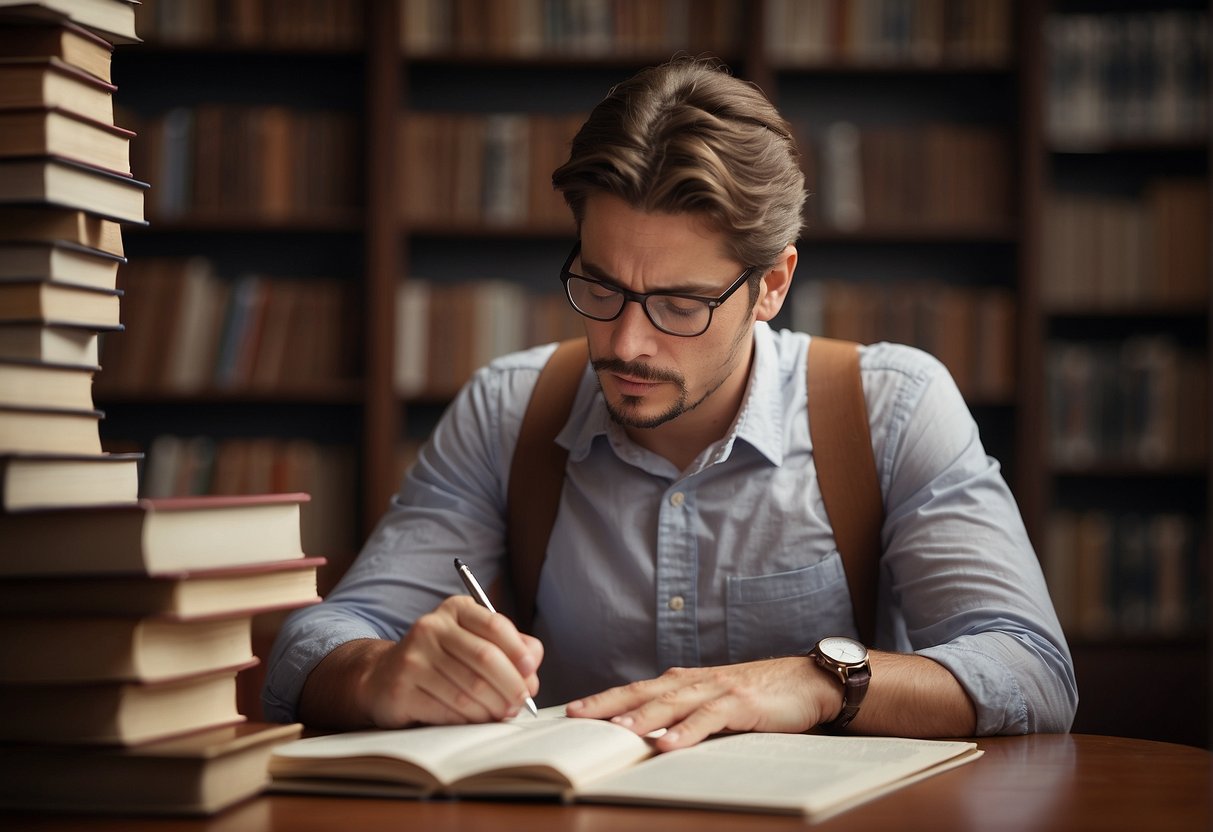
[264,59,1076,751]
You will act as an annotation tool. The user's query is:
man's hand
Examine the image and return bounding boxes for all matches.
[298,596,543,730]
[565,657,842,752]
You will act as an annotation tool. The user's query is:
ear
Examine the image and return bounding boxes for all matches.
[753,244,797,323]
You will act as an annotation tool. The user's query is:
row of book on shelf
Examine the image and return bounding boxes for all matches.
[1046,10,1209,146]
[1047,337,1209,470]
[399,113,1014,234]
[1044,509,1207,640]
[1041,179,1209,310]
[0,0,319,815]
[393,273,1017,405]
[790,278,1016,404]
[764,0,1013,66]
[799,121,1012,232]
[399,111,583,230]
[125,105,361,222]
[135,0,364,48]
[400,0,744,57]
[395,278,583,398]
[98,257,359,394]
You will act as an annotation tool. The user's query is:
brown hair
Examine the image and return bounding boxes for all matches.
[552,58,805,273]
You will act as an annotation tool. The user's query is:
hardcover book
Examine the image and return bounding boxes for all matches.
[0,156,147,223]
[0,614,253,683]
[0,322,104,366]
[0,17,112,81]
[0,359,95,410]
[0,277,121,326]
[0,664,250,745]
[0,204,123,256]
[0,0,139,44]
[0,722,303,815]
[0,108,133,173]
[0,55,115,122]
[0,403,102,454]
[0,239,124,289]
[0,556,324,618]
[0,492,310,576]
[0,451,139,509]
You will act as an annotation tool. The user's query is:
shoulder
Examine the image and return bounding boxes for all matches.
[857,341,957,415]
[856,342,979,486]
[859,340,948,386]
[463,342,561,411]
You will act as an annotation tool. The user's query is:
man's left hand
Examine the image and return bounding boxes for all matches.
[565,656,842,751]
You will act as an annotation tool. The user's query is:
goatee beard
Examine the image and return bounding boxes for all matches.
[591,357,690,429]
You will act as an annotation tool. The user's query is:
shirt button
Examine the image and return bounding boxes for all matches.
[668,596,685,611]
[669,492,685,507]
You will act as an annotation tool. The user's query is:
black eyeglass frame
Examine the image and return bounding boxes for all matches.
[559,241,758,338]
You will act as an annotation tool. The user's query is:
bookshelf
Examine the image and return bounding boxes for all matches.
[1020,0,1211,748]
[101,0,1212,747]
[100,0,368,590]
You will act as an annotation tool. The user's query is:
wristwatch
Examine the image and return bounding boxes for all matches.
[809,636,871,731]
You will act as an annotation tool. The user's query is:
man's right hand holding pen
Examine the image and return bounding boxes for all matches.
[296,594,544,730]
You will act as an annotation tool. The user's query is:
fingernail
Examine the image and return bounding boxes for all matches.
[567,700,583,711]
[663,731,680,745]
[611,715,634,727]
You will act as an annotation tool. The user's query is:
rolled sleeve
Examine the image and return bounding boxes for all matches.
[261,345,555,723]
[869,344,1077,734]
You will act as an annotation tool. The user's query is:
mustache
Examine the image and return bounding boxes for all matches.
[591,357,684,386]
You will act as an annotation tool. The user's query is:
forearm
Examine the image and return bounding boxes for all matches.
[845,651,977,738]
[296,638,394,730]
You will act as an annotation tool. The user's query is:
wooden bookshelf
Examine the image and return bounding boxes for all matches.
[99,0,1212,747]
[1020,0,1211,748]
[100,1,370,567]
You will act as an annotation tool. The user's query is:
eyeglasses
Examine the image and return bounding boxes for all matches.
[559,241,756,338]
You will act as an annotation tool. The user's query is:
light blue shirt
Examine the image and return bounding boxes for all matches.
[264,323,1077,734]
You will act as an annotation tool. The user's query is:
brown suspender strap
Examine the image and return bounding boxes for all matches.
[506,335,883,645]
[506,338,589,632]
[807,336,883,646]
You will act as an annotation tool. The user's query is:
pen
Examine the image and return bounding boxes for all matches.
[453,557,539,717]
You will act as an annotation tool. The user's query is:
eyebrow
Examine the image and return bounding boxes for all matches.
[577,256,722,297]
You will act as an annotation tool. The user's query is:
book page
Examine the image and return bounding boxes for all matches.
[268,722,522,792]
[445,717,654,794]
[577,733,980,818]
[269,710,652,795]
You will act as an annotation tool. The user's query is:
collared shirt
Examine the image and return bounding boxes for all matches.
[264,323,1077,734]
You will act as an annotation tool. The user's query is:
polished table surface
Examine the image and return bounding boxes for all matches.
[5,734,1211,831]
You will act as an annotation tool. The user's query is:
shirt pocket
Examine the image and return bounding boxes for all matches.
[725,551,855,664]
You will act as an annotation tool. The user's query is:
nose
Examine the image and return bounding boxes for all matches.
[609,297,658,363]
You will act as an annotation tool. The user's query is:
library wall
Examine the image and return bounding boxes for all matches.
[98,0,1211,747]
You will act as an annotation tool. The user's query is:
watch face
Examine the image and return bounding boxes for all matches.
[819,636,867,665]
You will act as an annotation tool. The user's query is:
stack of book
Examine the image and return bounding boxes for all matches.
[0,0,320,816]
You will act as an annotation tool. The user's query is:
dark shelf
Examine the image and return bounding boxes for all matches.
[773,59,1015,75]
[132,214,365,234]
[94,381,365,406]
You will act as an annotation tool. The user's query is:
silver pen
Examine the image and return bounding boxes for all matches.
[453,557,539,717]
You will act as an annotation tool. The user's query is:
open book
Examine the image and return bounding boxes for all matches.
[269,708,981,819]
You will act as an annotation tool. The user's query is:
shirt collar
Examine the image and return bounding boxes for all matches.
[730,321,785,466]
[557,322,787,468]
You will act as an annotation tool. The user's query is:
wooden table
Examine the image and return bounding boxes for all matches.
[4,734,1210,831]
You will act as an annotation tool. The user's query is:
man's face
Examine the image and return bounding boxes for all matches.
[576,193,759,435]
